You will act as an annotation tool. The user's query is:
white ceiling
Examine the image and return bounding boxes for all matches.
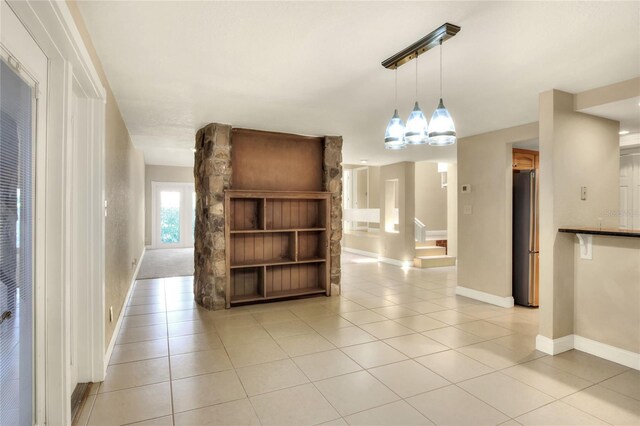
[580,96,640,135]
[77,1,640,167]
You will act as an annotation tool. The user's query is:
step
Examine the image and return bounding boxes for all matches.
[415,246,446,257]
[413,255,457,268]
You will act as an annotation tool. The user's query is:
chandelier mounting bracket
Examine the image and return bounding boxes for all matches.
[381,23,461,70]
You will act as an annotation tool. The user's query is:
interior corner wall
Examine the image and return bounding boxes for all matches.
[415,162,447,231]
[446,163,458,257]
[379,162,415,262]
[538,89,620,340]
[144,165,194,245]
[457,123,538,298]
[67,1,146,347]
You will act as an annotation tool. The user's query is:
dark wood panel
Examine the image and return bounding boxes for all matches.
[230,232,294,265]
[231,267,262,298]
[298,231,321,260]
[267,199,321,229]
[265,264,322,295]
[230,198,262,230]
[231,129,323,191]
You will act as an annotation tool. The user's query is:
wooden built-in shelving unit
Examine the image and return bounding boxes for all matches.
[224,190,331,307]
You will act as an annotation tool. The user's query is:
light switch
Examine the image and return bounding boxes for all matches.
[463,205,473,215]
[581,186,587,200]
[461,184,471,193]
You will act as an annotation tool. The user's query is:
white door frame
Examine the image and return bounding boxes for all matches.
[0,19,46,426]
[151,181,195,249]
[4,1,107,425]
[620,151,640,230]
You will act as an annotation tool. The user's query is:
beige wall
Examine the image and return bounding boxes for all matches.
[144,165,193,245]
[573,237,640,353]
[415,161,447,231]
[457,123,538,298]
[67,1,146,347]
[379,162,415,262]
[343,233,381,254]
[446,163,458,257]
[368,166,381,209]
[538,89,620,340]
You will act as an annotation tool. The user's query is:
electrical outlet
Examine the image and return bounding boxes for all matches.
[109,306,113,322]
[463,205,473,215]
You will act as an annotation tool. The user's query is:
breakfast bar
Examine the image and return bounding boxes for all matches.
[558,227,640,368]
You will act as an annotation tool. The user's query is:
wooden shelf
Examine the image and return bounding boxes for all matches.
[225,191,331,308]
[230,228,326,234]
[230,287,326,305]
[230,294,264,304]
[266,288,326,300]
[231,257,326,269]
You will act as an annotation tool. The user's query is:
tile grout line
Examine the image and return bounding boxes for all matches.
[162,278,178,426]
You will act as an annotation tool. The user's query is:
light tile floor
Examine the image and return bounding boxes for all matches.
[77,254,639,425]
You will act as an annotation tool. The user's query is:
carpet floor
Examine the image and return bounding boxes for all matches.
[137,248,194,279]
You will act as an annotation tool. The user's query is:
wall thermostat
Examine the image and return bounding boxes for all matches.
[461,184,471,193]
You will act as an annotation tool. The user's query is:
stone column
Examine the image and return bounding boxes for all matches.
[323,136,343,296]
[194,123,232,310]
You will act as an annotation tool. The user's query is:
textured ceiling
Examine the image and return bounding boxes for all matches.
[77,1,640,167]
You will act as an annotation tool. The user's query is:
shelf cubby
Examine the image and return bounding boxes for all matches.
[230,267,265,302]
[230,198,264,231]
[266,199,325,230]
[230,232,295,267]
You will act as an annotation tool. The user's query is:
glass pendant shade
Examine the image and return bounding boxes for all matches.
[384,109,407,150]
[428,98,457,146]
[404,102,429,145]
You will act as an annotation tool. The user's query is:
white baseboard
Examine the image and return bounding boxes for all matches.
[535,334,574,355]
[536,333,639,370]
[342,247,378,258]
[342,247,413,268]
[574,335,640,370]
[104,247,146,372]
[455,286,515,308]
[378,256,413,268]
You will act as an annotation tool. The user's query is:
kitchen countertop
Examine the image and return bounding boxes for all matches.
[558,227,640,238]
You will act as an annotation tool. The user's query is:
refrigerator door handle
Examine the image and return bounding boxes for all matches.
[529,171,536,253]
[529,251,539,306]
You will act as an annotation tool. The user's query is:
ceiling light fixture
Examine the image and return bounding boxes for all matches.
[381,23,460,149]
[619,130,630,135]
[404,54,428,144]
[384,68,407,150]
[428,39,457,146]
[360,160,368,164]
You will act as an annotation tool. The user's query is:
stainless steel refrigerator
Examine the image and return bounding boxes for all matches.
[513,170,539,307]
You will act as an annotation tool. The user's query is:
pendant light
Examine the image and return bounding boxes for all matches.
[428,39,457,146]
[404,53,428,144]
[384,68,407,150]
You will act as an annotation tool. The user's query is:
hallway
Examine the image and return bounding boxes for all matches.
[75,257,638,425]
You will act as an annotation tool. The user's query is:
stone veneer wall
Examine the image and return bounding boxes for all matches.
[194,124,342,309]
[323,136,343,295]
[193,123,232,310]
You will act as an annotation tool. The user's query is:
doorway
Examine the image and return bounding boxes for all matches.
[620,152,640,230]
[512,148,539,307]
[151,182,195,248]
